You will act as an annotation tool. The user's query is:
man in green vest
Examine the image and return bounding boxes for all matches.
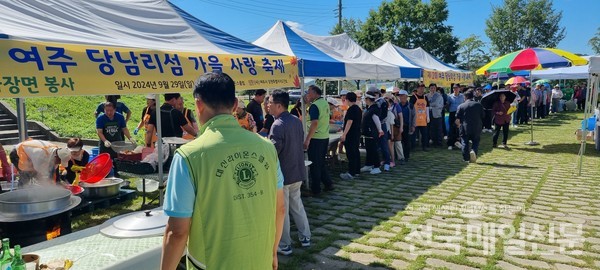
[160,72,285,270]
[303,85,334,196]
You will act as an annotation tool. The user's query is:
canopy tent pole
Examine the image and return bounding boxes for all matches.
[525,70,539,146]
[323,79,327,98]
[338,80,342,96]
[155,94,164,206]
[299,61,310,189]
[578,72,598,175]
[16,98,27,141]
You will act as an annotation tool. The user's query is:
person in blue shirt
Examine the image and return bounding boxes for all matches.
[94,95,132,123]
[447,84,465,150]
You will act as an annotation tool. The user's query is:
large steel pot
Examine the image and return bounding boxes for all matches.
[0,186,71,217]
[80,177,123,198]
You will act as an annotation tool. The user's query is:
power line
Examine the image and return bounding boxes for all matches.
[197,0,328,18]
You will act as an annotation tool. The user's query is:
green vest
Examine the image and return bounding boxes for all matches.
[176,114,279,270]
[309,97,330,139]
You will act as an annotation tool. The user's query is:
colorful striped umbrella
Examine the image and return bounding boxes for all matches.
[476,48,588,75]
[505,76,528,85]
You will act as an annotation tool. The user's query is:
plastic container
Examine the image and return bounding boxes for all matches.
[135,179,159,192]
[581,116,596,131]
[91,147,100,156]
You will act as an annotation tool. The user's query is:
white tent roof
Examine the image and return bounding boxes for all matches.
[531,56,597,79]
[590,56,600,74]
[254,21,420,79]
[372,42,467,73]
[0,0,278,55]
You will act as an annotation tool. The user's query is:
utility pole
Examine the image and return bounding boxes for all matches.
[337,0,342,28]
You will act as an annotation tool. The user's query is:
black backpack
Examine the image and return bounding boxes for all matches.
[376,98,388,121]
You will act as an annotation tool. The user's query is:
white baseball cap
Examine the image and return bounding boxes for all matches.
[237,98,246,109]
[56,148,71,168]
[327,97,340,106]
[340,90,349,96]
[146,94,156,99]
[398,90,409,96]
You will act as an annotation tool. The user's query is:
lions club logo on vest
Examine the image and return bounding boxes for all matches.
[234,161,258,189]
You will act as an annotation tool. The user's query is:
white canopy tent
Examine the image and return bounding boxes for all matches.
[578,56,600,175]
[254,21,420,80]
[0,0,297,205]
[531,56,596,80]
[372,42,470,73]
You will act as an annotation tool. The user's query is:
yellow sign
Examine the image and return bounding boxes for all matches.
[0,40,300,98]
[423,69,474,87]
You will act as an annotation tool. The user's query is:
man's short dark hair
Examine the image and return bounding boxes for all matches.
[464,89,474,100]
[255,89,267,96]
[308,85,322,95]
[164,93,181,101]
[104,101,115,108]
[346,92,357,102]
[270,89,290,108]
[193,72,236,110]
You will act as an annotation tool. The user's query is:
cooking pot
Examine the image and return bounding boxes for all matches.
[0,186,71,217]
[80,177,123,198]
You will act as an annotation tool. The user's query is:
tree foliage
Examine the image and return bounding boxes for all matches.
[330,18,363,40]
[485,0,565,56]
[589,27,600,55]
[457,35,491,71]
[356,0,459,64]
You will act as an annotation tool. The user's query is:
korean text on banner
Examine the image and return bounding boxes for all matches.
[423,69,474,87]
[0,40,300,98]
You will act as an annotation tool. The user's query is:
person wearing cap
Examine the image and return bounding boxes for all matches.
[304,85,334,196]
[551,84,564,114]
[447,84,465,150]
[360,91,383,174]
[175,96,199,139]
[383,93,401,167]
[9,139,71,186]
[368,87,392,171]
[234,98,257,132]
[94,95,132,123]
[97,101,135,160]
[327,97,343,124]
[426,83,444,147]
[134,94,157,145]
[59,137,89,184]
[145,93,197,147]
[409,83,430,151]
[396,90,415,163]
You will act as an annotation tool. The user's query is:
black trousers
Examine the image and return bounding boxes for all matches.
[483,110,493,129]
[414,126,429,150]
[364,137,380,167]
[493,123,510,145]
[517,103,528,124]
[428,117,443,146]
[401,125,411,160]
[447,112,459,147]
[537,104,546,119]
[345,138,361,176]
[308,138,333,194]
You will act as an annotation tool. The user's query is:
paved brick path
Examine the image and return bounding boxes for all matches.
[279,112,600,270]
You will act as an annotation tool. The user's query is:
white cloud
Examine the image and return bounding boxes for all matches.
[285,20,303,30]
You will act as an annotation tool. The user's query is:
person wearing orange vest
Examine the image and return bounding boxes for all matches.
[409,83,430,151]
[9,140,71,186]
[134,94,157,146]
[234,99,257,132]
